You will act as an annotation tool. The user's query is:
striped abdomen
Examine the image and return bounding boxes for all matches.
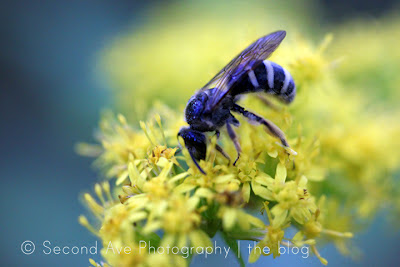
[230,60,296,104]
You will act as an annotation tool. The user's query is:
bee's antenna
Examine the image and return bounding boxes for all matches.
[188,150,206,175]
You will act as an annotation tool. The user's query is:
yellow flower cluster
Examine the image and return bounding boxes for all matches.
[79,102,357,266]
[79,1,400,266]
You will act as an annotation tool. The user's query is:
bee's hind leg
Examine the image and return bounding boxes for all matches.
[232,104,289,148]
[226,123,241,166]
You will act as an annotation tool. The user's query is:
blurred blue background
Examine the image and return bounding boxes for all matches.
[1,0,399,266]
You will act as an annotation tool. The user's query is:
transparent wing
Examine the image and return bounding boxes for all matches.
[201,30,286,110]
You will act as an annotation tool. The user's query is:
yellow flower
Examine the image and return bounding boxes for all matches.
[76,112,151,183]
[248,203,287,261]
[249,225,285,261]
[213,190,264,232]
[148,145,179,166]
[292,196,354,265]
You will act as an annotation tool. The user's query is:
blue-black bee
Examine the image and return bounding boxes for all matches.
[178,31,295,174]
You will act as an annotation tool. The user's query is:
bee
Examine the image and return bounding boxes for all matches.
[178,31,295,174]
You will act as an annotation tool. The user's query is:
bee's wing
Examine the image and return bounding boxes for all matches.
[200,30,286,110]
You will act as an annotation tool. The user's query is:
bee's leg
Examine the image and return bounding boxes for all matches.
[256,94,281,112]
[226,123,241,166]
[215,144,231,164]
[232,104,289,148]
[188,150,207,174]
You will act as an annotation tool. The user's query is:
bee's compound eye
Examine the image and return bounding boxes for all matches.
[185,95,206,124]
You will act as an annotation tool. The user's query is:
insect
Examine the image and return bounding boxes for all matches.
[178,30,296,174]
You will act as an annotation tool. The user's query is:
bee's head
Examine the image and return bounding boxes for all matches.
[177,127,207,174]
[184,92,208,125]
